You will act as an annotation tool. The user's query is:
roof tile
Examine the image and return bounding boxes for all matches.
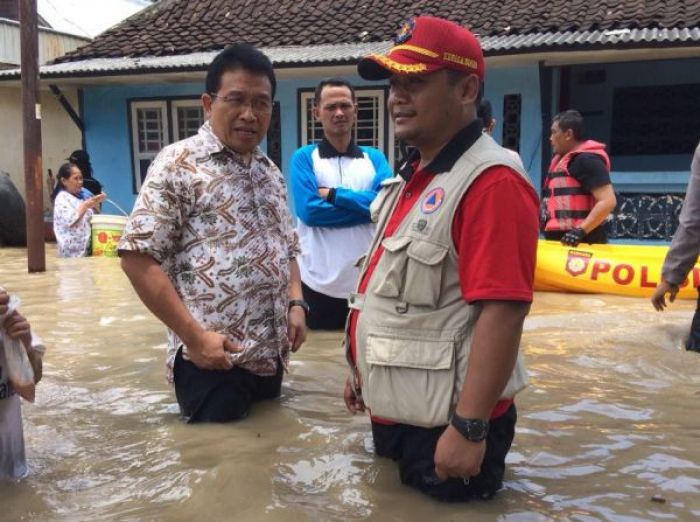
[52,0,700,64]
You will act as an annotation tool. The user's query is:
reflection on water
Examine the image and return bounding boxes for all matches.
[1,246,700,521]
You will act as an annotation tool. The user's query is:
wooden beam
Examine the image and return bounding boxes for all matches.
[49,84,85,132]
[20,0,45,272]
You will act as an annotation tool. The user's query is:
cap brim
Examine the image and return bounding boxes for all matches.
[357,56,393,80]
[358,54,440,80]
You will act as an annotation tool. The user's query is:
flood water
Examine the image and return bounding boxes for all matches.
[1,246,700,522]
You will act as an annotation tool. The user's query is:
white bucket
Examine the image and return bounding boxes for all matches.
[91,214,128,257]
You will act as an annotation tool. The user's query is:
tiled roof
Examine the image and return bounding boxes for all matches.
[53,0,700,64]
[2,26,698,81]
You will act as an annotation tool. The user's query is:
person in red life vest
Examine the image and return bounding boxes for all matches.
[345,15,539,502]
[544,110,617,246]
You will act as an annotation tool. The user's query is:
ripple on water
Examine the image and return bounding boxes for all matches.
[3,248,700,521]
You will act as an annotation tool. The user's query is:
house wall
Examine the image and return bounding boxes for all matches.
[82,65,543,214]
[0,20,90,66]
[484,65,544,189]
[567,57,700,192]
[82,82,203,216]
[0,85,82,212]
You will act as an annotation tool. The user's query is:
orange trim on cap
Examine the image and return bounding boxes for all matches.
[372,54,429,73]
[389,44,439,58]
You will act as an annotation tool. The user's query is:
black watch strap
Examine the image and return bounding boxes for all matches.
[288,299,310,315]
[450,414,489,442]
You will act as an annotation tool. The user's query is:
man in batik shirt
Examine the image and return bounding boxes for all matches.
[119,44,308,423]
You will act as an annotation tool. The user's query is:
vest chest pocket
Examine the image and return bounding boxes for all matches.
[403,240,448,308]
[372,236,411,298]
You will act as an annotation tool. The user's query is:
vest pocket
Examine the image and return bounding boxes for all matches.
[403,240,448,307]
[365,333,456,427]
[372,236,411,298]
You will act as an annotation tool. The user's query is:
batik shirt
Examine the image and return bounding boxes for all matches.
[118,122,300,377]
[53,190,93,258]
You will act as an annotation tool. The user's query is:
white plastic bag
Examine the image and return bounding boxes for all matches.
[0,292,36,402]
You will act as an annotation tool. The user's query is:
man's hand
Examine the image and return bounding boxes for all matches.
[560,227,586,246]
[0,291,9,317]
[343,376,365,414]
[434,424,486,482]
[651,280,680,311]
[2,310,32,349]
[287,307,307,352]
[318,187,330,200]
[186,330,240,370]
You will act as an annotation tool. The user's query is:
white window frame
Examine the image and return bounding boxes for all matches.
[130,100,169,193]
[299,88,394,165]
[170,100,206,142]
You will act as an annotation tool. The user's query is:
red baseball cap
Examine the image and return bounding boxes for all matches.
[358,16,484,81]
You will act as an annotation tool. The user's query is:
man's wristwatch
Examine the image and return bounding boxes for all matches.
[288,299,310,316]
[450,414,489,442]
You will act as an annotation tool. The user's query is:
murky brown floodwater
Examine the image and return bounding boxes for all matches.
[1,246,700,522]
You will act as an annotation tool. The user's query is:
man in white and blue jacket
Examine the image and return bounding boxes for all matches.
[290,78,392,329]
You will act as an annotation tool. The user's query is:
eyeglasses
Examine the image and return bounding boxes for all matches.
[209,93,273,114]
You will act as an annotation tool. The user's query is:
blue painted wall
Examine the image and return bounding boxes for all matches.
[82,76,388,213]
[484,65,544,189]
[82,66,543,213]
[568,58,700,193]
[82,82,203,214]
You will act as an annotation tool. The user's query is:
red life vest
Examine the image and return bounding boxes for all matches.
[544,140,611,232]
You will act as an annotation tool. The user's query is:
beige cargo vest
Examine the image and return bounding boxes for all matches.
[348,133,532,428]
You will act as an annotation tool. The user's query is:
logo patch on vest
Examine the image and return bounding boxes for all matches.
[412,218,429,233]
[421,187,445,214]
[565,249,593,277]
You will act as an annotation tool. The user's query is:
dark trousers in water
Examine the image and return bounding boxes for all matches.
[687,288,700,352]
[302,282,348,330]
[371,404,517,502]
[173,348,283,423]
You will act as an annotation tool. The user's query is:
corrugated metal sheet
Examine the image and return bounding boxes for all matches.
[483,28,700,51]
[1,27,699,79]
[0,18,90,67]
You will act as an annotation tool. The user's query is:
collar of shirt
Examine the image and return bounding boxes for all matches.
[197,121,268,167]
[397,119,483,181]
[317,138,364,159]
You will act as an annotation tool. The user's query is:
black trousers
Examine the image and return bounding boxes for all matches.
[687,288,700,352]
[302,282,349,330]
[371,405,517,502]
[173,348,283,423]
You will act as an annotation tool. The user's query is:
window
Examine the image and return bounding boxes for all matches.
[502,94,522,153]
[130,101,169,192]
[611,84,700,156]
[299,88,395,165]
[171,101,205,141]
[129,98,205,193]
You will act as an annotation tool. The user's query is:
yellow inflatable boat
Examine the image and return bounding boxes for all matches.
[535,240,700,299]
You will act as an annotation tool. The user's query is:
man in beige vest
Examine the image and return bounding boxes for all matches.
[344,16,540,501]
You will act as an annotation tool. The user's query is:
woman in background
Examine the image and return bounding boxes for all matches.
[51,162,105,258]
[68,149,102,197]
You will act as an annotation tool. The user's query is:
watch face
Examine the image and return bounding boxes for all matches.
[468,421,488,440]
[452,416,488,442]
